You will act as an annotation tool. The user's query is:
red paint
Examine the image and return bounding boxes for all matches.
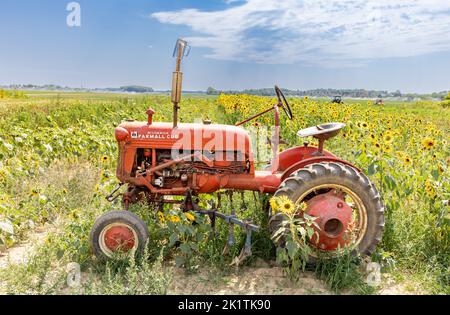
[114,108,359,203]
[306,192,353,251]
[104,226,136,252]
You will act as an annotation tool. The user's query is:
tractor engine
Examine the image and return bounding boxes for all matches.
[135,148,248,189]
[114,113,253,197]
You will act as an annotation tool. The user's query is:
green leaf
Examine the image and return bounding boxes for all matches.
[175,255,185,267]
[383,175,396,190]
[431,169,440,181]
[56,249,64,260]
[368,162,378,176]
[169,233,178,247]
[180,243,191,255]
[286,241,298,258]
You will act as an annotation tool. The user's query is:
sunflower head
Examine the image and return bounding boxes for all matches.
[185,212,195,222]
[383,132,394,144]
[425,180,436,198]
[278,196,295,215]
[157,211,165,224]
[422,138,435,150]
[100,155,109,163]
[167,214,180,223]
[403,156,412,165]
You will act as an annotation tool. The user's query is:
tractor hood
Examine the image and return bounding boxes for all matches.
[115,120,251,154]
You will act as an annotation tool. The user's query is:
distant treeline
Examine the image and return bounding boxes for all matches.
[206,87,449,100]
[3,84,154,94]
[2,84,448,99]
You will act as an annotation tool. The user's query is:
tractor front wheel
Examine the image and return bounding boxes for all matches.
[90,210,149,260]
[269,162,384,258]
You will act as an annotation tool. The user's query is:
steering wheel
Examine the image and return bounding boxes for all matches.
[274,85,293,120]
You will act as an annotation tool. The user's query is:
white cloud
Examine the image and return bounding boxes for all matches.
[151,0,450,66]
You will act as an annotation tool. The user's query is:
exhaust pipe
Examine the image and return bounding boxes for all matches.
[171,39,190,128]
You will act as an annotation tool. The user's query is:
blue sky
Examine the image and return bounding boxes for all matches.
[0,0,449,93]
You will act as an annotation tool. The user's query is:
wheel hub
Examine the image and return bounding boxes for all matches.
[306,192,353,251]
[103,225,136,252]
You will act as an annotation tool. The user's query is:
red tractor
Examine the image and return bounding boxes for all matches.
[90,39,384,263]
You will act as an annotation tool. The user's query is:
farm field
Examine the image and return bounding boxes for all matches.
[0,91,449,295]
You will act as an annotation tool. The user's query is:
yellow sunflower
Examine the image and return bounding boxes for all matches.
[185,212,195,222]
[425,180,436,198]
[278,196,295,215]
[100,155,109,163]
[383,132,394,144]
[269,197,279,211]
[157,211,165,224]
[167,214,180,223]
[383,144,393,154]
[422,138,435,150]
[403,156,413,166]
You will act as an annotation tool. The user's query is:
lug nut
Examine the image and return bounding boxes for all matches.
[337,202,344,208]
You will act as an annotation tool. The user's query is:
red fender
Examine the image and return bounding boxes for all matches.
[275,146,336,172]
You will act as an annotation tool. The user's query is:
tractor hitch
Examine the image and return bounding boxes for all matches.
[106,183,124,202]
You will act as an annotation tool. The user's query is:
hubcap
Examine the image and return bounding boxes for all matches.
[306,193,353,251]
[298,184,368,255]
[98,223,138,258]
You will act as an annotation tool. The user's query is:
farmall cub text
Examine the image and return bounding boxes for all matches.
[90,39,384,264]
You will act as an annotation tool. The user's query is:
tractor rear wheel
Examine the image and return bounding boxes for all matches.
[90,210,149,260]
[269,162,384,258]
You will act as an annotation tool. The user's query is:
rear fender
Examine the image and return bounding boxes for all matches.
[275,146,335,172]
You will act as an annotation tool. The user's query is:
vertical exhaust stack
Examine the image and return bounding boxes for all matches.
[171,39,190,128]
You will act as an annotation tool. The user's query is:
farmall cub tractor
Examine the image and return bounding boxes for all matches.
[90,39,384,264]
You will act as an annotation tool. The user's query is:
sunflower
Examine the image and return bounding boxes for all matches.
[185,212,195,222]
[383,132,394,144]
[373,142,382,152]
[278,196,295,215]
[100,155,109,163]
[167,214,180,223]
[30,188,39,197]
[425,180,436,198]
[157,211,165,224]
[422,138,435,150]
[269,197,278,211]
[369,133,376,141]
[403,156,413,166]
[383,144,393,154]
[360,122,369,129]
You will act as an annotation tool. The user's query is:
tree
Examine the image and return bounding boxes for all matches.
[206,87,218,95]
[441,92,450,108]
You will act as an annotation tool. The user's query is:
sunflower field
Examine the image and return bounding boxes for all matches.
[0,91,449,294]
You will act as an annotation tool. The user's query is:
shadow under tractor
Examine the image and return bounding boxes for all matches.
[90,39,384,265]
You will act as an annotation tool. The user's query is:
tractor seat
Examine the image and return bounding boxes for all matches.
[297,122,346,140]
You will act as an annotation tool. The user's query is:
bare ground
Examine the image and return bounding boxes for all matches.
[0,229,426,295]
[0,225,51,269]
[168,264,333,295]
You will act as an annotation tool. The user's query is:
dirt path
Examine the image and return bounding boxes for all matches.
[168,259,333,295]
[0,226,51,269]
